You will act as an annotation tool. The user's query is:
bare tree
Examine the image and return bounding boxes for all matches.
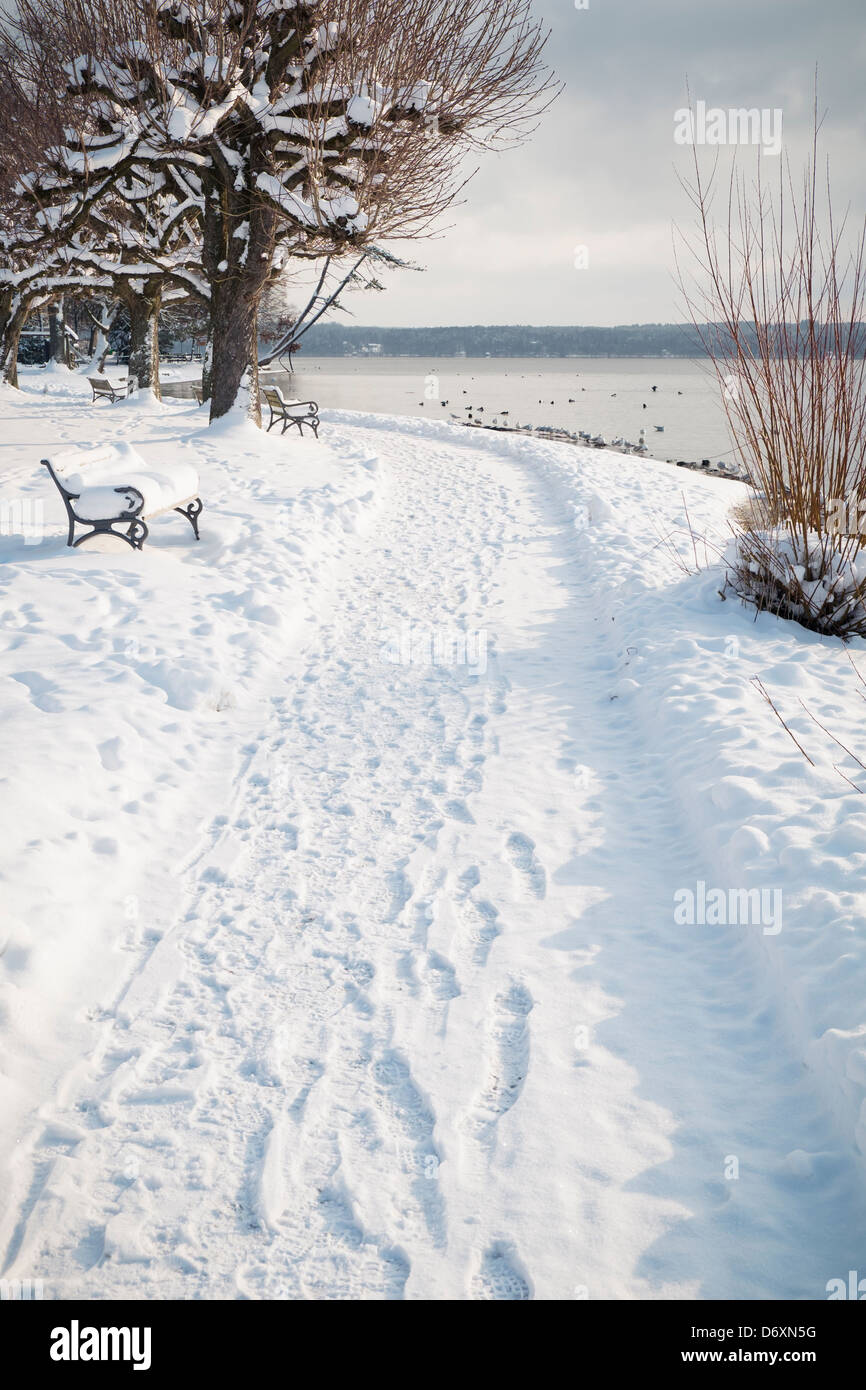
[676,99,866,639]
[259,244,414,369]
[0,75,113,384]
[7,0,556,423]
[1,25,203,392]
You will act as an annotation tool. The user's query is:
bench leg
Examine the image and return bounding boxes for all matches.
[175,498,203,540]
[127,519,149,549]
[71,518,149,551]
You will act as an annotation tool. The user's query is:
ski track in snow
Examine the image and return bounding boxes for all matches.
[3,417,866,1300]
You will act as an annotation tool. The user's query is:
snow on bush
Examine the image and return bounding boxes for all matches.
[725,527,866,640]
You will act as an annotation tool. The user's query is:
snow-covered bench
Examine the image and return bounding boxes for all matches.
[88,375,134,404]
[263,386,320,438]
[41,442,203,551]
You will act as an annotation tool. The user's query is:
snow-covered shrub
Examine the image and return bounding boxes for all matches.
[725,528,866,639]
[679,105,866,639]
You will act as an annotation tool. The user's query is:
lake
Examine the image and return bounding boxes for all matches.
[167,356,739,466]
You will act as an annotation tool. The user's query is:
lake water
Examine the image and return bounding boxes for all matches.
[168,357,740,466]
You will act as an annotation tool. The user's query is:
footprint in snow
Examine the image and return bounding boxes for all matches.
[471,1243,532,1301]
[424,951,460,1002]
[505,832,547,899]
[475,982,533,1123]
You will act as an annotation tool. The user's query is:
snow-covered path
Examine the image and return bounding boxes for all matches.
[3,418,864,1299]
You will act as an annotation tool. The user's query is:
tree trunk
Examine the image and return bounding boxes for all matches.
[78,301,119,376]
[202,173,274,425]
[201,330,213,403]
[209,277,261,424]
[0,289,15,386]
[47,299,65,364]
[80,328,112,376]
[126,289,162,398]
[0,298,29,389]
[3,317,24,388]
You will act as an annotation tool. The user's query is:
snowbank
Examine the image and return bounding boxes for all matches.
[0,373,387,1179]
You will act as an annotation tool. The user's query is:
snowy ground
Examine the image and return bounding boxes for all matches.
[1,368,865,1300]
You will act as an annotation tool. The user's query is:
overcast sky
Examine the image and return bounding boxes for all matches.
[336,0,866,327]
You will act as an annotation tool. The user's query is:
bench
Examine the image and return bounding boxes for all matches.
[263,386,319,437]
[88,375,135,404]
[41,443,203,551]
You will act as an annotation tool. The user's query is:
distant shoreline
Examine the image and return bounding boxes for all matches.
[289,321,866,360]
[293,322,708,358]
[296,351,710,360]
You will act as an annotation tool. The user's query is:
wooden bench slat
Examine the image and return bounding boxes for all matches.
[263,386,320,438]
[88,376,133,404]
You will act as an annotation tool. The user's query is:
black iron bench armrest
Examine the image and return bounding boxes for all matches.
[42,458,147,549]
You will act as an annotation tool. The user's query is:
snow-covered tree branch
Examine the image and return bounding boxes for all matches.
[3,0,555,423]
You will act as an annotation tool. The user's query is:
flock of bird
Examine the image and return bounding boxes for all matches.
[410,379,686,456]
[410,377,742,477]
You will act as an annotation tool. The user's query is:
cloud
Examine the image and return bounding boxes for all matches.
[360,0,866,326]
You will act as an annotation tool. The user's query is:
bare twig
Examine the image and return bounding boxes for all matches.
[751,677,816,764]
